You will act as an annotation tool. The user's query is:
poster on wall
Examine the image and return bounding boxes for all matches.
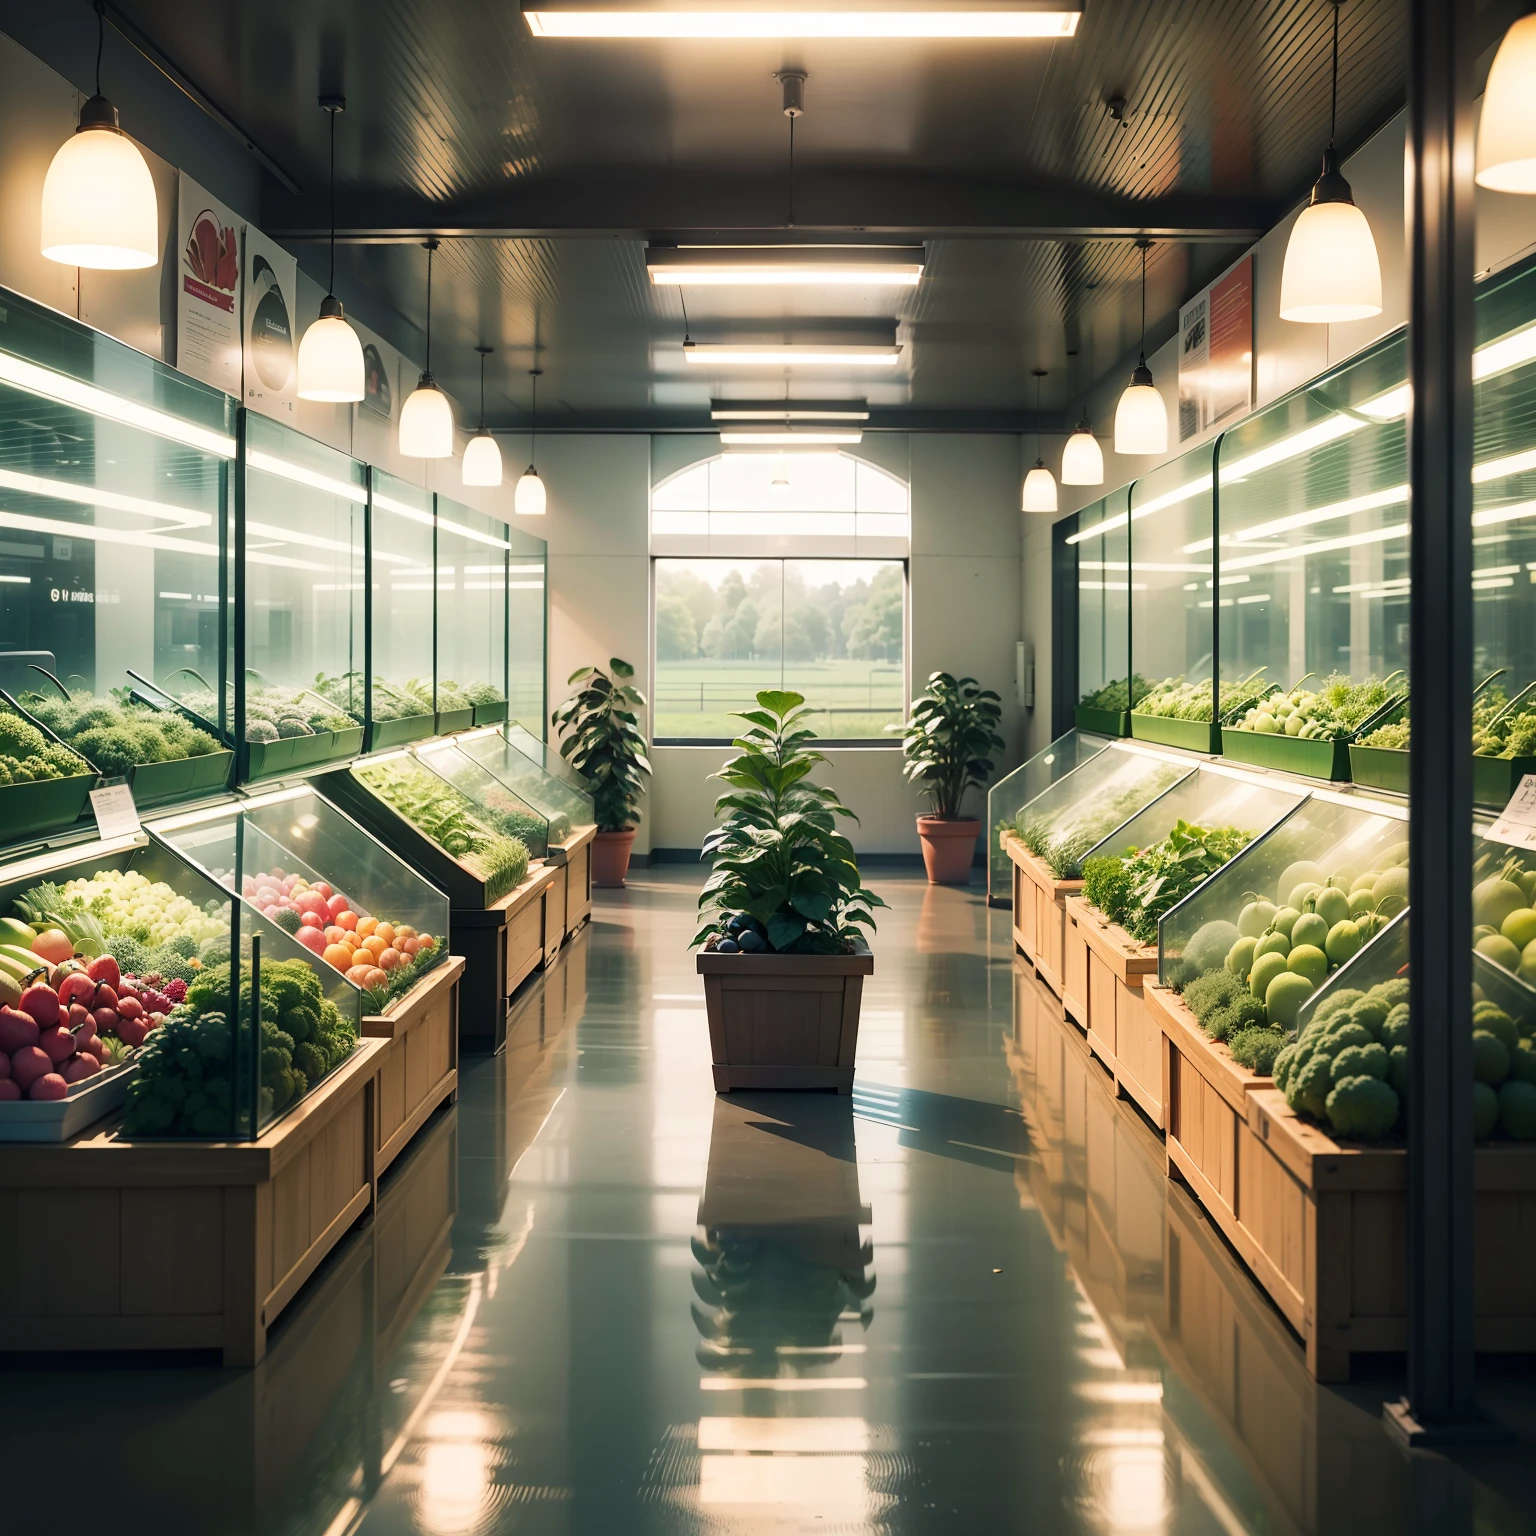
[176,171,241,394]
[1178,253,1254,442]
[361,342,393,420]
[241,229,297,420]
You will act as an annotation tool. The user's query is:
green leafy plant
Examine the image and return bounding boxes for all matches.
[1082,819,1254,944]
[894,671,1005,821]
[1015,764,1185,880]
[693,689,886,955]
[1131,671,1267,723]
[1078,675,1148,713]
[0,706,91,786]
[20,689,221,773]
[551,658,652,832]
[1231,672,1402,742]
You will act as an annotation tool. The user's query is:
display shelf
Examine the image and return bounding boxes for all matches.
[367,470,437,753]
[452,724,595,848]
[433,493,511,734]
[411,735,554,860]
[505,526,549,733]
[1069,487,1134,734]
[1073,705,1129,736]
[986,728,1112,906]
[1220,725,1353,781]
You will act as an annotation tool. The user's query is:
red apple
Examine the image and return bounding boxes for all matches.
[0,1006,39,1053]
[296,926,327,956]
[300,910,323,929]
[86,954,121,993]
[38,1026,75,1065]
[28,1072,67,1101]
[57,972,96,1010]
[0,1049,9,1079]
[114,1016,148,1048]
[312,881,333,900]
[92,1007,120,1035]
[117,996,144,1021]
[63,1055,100,1084]
[0,1079,19,1101]
[67,1002,93,1031]
[11,1045,51,1092]
[92,984,118,1012]
[19,984,59,1030]
[326,894,349,919]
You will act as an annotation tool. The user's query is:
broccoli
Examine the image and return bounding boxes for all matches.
[1227,1025,1287,1075]
[0,712,49,760]
[272,907,303,935]
[73,724,150,775]
[1291,1051,1336,1119]
[1512,1043,1536,1086]
[1325,1075,1401,1141]
[1474,1080,1500,1140]
[1374,977,1411,1007]
[1182,969,1245,1024]
[1313,988,1364,1025]
[1325,1019,1375,1051]
[1499,1080,1536,1140]
[282,1003,319,1044]
[1389,1043,1410,1096]
[293,1039,327,1082]
[1205,994,1266,1042]
[105,933,151,980]
[276,716,314,738]
[1473,1002,1519,1054]
[1381,1003,1410,1047]
[1331,1041,1389,1084]
[1350,995,1390,1036]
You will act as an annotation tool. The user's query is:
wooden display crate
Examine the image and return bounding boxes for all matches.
[450,861,559,1050]
[1006,835,1082,998]
[0,1037,387,1367]
[1068,897,1164,1124]
[544,823,595,944]
[363,954,463,1177]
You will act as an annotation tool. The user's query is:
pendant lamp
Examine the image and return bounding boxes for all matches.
[1022,368,1058,513]
[41,3,158,269]
[1477,15,1536,193]
[1278,0,1382,323]
[297,97,365,402]
[1060,353,1103,485]
[515,368,547,515]
[462,346,504,486]
[1114,241,1168,456]
[399,239,455,458]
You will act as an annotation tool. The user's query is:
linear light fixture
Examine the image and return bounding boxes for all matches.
[718,428,863,445]
[648,246,923,286]
[710,400,869,421]
[1221,521,1407,573]
[526,2,1081,38]
[686,342,900,368]
[247,447,368,505]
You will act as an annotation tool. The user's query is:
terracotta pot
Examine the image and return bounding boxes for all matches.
[916,816,980,885]
[591,828,637,887]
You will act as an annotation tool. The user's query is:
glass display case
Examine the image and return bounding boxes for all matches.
[1068,490,1133,734]
[506,523,548,733]
[152,785,450,1015]
[1158,789,1408,1006]
[367,469,437,752]
[453,724,595,848]
[433,493,510,732]
[0,830,359,1139]
[986,728,1112,903]
[411,735,553,858]
[1011,742,1192,881]
[0,282,236,820]
[232,413,367,782]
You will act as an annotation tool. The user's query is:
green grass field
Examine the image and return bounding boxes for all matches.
[654,658,905,741]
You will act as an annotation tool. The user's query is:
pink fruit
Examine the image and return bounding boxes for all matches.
[0,1050,9,1079]
[300,910,323,929]
[19,984,60,1030]
[313,881,333,900]
[0,1007,39,1053]
[63,1055,100,1084]
[67,1002,93,1031]
[92,1007,120,1035]
[297,926,327,955]
[0,1079,19,1101]
[57,972,96,1009]
[86,955,121,992]
[262,903,283,920]
[115,1016,148,1049]
[296,889,327,912]
[92,984,118,1012]
[38,1026,75,1065]
[241,875,257,896]
[117,997,144,1021]
[326,894,349,919]
[28,1072,67,1101]
[11,1045,51,1091]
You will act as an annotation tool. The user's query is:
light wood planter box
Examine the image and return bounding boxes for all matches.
[451,861,560,1050]
[698,945,873,1093]
[363,954,463,1178]
[1068,897,1164,1123]
[544,823,595,945]
[0,1036,386,1367]
[1006,834,1082,999]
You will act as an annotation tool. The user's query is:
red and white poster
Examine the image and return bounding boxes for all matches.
[176,171,241,394]
[1178,253,1254,441]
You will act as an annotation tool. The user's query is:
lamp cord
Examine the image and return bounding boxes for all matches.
[424,241,434,373]
[530,371,537,471]
[478,351,486,431]
[788,113,795,229]
[328,108,336,297]
[95,1,104,97]
[1140,242,1147,354]
[679,288,691,343]
[1330,1,1339,149]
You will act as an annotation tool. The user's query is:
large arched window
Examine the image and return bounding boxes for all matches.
[651,451,907,744]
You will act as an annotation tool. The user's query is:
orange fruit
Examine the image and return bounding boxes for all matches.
[336,910,358,931]
[375,922,395,946]
[345,964,372,986]
[325,925,346,944]
[355,917,378,939]
[364,967,388,990]
[362,935,387,959]
[400,936,420,956]
[378,947,402,971]
[395,925,416,940]
[323,944,352,970]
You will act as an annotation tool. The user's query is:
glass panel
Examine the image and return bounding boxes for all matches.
[153,786,450,1014]
[0,286,234,802]
[1012,743,1192,880]
[454,725,595,842]
[504,719,589,793]
[412,737,552,858]
[236,413,367,777]
[368,469,436,743]
[507,524,547,734]
[986,729,1113,902]
[1067,490,1133,719]
[433,493,510,725]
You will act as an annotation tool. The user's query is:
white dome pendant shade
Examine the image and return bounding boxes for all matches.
[1060,418,1104,485]
[462,345,504,486]
[1115,357,1168,457]
[1477,15,1536,192]
[1022,458,1057,513]
[515,465,547,516]
[297,296,366,401]
[41,94,157,270]
[399,374,455,458]
[1278,150,1382,322]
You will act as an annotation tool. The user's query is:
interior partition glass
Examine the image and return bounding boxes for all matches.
[1067,490,1132,727]
[454,724,595,845]
[1214,335,1410,714]
[238,414,366,780]
[368,469,436,749]
[507,524,548,736]
[434,494,510,729]
[0,284,235,803]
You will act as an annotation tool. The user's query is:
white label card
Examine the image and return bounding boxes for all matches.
[90,784,141,840]
[1484,774,1536,850]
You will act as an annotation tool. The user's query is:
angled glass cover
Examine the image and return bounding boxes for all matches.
[411,736,553,856]
[453,724,594,843]
[987,729,1112,902]
[434,493,510,722]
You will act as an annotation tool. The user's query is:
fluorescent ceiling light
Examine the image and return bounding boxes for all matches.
[247,447,368,505]
[0,465,210,528]
[1472,497,1536,529]
[373,490,436,529]
[684,343,900,367]
[1065,511,1128,546]
[0,351,235,458]
[1222,521,1407,573]
[719,428,863,445]
[710,400,869,421]
[1357,323,1536,422]
[649,246,922,286]
[526,4,1081,39]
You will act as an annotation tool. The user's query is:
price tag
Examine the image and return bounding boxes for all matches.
[1484,774,1536,850]
[89,783,141,840]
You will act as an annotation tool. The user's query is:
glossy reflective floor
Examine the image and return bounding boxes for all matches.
[5,870,1536,1536]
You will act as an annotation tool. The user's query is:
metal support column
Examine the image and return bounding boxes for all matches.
[1387,0,1481,1446]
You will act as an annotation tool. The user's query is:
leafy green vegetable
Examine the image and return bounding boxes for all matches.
[1077,676,1148,713]
[1081,819,1253,943]
[1016,765,1186,880]
[19,689,220,773]
[1131,671,1266,724]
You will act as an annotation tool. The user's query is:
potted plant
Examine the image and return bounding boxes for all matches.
[693,689,885,1093]
[895,670,1005,885]
[551,657,652,887]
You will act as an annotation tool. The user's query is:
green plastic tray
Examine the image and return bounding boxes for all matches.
[244,724,364,784]
[1075,706,1130,737]
[472,699,508,727]
[366,713,436,753]
[435,707,474,735]
[1347,743,1409,795]
[1474,754,1536,810]
[0,771,95,843]
[126,748,234,808]
[1130,714,1221,754]
[1221,727,1352,781]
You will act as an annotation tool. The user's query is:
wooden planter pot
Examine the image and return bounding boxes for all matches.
[697,945,873,1093]
[1067,898,1163,1123]
[450,862,559,1051]
[363,954,463,1178]
[543,823,595,947]
[0,1036,387,1367]
[1006,834,1082,999]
